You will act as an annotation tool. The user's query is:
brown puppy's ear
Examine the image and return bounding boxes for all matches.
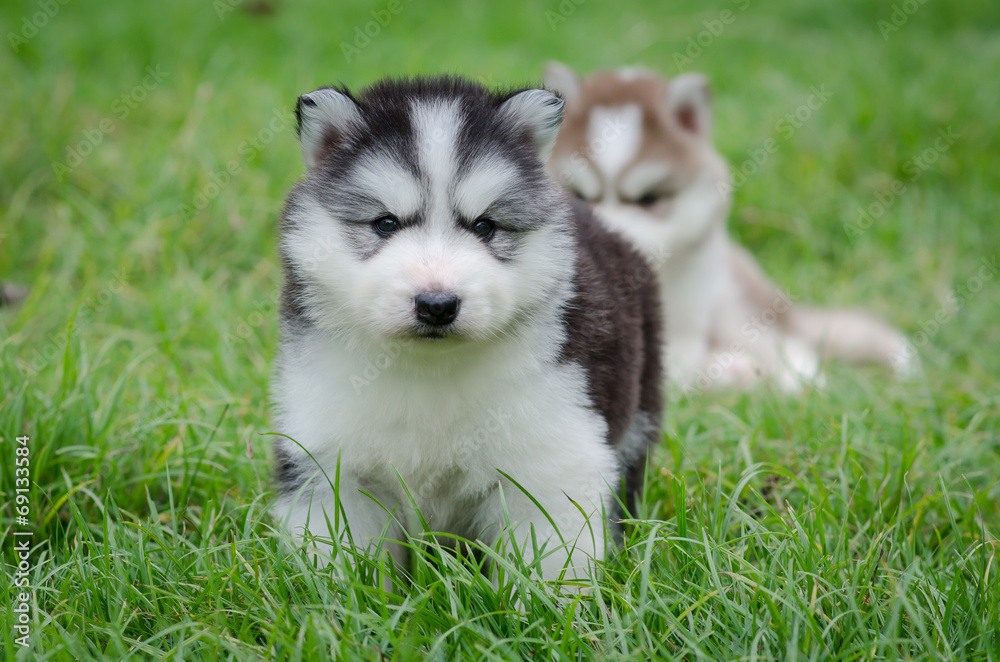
[666,73,712,138]
[499,88,565,162]
[543,61,583,104]
[295,87,362,169]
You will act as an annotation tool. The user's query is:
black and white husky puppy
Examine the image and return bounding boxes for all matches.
[271,76,662,582]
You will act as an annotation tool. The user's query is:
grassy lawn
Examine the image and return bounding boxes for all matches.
[2,0,999,659]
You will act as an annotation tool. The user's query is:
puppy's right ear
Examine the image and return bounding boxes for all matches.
[543,61,582,103]
[295,87,362,169]
[499,89,565,162]
[666,73,712,138]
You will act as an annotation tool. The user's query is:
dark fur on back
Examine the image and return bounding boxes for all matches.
[560,198,663,514]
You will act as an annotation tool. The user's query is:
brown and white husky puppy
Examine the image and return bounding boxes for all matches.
[543,62,915,392]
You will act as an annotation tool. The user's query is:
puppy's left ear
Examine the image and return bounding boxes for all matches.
[499,89,565,162]
[295,87,362,169]
[666,73,712,138]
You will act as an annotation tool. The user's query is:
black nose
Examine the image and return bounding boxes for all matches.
[414,292,460,326]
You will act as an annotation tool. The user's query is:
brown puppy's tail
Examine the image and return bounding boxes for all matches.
[788,307,919,378]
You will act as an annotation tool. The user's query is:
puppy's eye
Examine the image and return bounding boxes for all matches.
[573,189,588,201]
[373,215,400,236]
[637,193,660,208]
[471,218,495,241]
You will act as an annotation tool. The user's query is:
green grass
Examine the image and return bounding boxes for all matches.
[2,0,999,659]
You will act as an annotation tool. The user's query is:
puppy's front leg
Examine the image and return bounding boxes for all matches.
[496,478,612,585]
[276,469,407,570]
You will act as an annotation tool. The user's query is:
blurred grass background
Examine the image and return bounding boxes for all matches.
[1,0,999,659]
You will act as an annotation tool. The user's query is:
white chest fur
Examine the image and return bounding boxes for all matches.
[272,321,617,552]
[655,229,728,382]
